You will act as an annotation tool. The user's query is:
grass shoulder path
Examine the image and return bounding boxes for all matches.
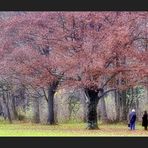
[0,121,148,136]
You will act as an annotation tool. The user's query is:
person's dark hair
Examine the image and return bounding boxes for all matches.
[144,110,147,114]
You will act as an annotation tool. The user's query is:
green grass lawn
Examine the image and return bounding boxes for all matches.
[0,120,148,136]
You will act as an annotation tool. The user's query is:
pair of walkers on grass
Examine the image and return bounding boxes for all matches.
[128,109,148,130]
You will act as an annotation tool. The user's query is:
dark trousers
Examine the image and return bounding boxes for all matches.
[144,126,147,130]
[130,122,135,130]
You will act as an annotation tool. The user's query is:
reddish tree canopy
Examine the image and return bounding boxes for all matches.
[0,12,147,91]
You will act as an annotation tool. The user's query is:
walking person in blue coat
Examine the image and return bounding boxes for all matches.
[129,109,136,130]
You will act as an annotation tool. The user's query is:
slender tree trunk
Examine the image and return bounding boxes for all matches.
[68,99,73,120]
[19,86,27,112]
[0,101,5,119]
[81,89,87,122]
[3,91,12,123]
[115,90,120,122]
[0,99,7,120]
[11,94,18,120]
[47,80,59,125]
[85,88,99,129]
[100,97,108,122]
[32,96,40,123]
[115,89,127,122]
[120,90,127,121]
[0,101,3,115]
[83,100,87,123]
[135,87,139,121]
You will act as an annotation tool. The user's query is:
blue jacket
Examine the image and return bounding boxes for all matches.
[129,112,136,124]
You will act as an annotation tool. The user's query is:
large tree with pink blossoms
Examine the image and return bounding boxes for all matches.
[0,12,147,129]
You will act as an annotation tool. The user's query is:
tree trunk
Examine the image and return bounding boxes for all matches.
[0,101,6,119]
[100,97,108,122]
[80,89,87,122]
[47,80,59,125]
[83,100,87,123]
[3,91,12,123]
[11,94,18,120]
[115,90,120,122]
[19,86,27,112]
[32,96,40,123]
[115,90,127,122]
[68,99,73,120]
[120,90,127,121]
[85,88,99,129]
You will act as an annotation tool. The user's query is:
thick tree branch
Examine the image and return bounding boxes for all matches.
[98,88,116,100]
[101,72,118,89]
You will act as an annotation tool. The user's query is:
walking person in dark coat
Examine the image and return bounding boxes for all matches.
[129,109,136,130]
[142,111,148,130]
